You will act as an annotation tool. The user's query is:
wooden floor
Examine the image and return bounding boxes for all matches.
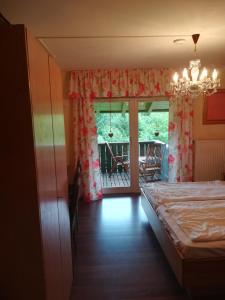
[71,196,190,300]
[101,171,131,187]
[101,172,160,188]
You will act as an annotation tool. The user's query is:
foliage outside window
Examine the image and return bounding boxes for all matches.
[95,111,168,144]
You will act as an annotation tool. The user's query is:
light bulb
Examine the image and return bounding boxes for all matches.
[173,72,179,83]
[200,68,208,81]
[191,66,199,83]
[212,69,218,81]
[182,68,189,80]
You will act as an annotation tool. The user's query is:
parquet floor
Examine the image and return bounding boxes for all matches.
[71,196,225,299]
[71,196,190,299]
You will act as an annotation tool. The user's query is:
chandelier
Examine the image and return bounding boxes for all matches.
[171,34,220,97]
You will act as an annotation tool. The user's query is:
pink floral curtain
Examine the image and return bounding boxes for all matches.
[168,96,193,182]
[69,69,172,99]
[72,96,103,202]
[69,68,173,202]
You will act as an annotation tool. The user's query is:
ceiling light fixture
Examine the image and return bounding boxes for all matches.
[171,34,220,97]
[173,38,186,45]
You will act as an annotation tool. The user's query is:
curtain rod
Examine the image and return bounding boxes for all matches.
[95,96,168,100]
[37,34,191,40]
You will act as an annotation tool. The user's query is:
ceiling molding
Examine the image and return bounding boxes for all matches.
[37,34,191,40]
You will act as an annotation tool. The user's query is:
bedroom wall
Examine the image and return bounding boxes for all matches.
[63,68,225,182]
[193,68,225,140]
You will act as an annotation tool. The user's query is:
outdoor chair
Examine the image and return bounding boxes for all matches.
[139,143,162,182]
[105,142,129,177]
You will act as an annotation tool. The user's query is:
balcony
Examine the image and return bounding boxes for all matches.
[98,141,168,188]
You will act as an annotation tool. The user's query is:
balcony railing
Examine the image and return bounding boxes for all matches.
[98,141,168,181]
[98,142,129,174]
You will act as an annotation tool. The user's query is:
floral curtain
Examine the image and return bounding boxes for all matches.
[72,96,103,203]
[168,95,193,182]
[69,68,173,202]
[69,68,172,99]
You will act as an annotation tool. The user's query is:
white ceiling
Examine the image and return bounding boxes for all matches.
[1,0,225,71]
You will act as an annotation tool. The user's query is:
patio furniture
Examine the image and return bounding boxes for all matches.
[139,143,162,182]
[105,142,129,177]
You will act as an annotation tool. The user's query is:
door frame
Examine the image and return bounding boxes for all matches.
[95,97,168,195]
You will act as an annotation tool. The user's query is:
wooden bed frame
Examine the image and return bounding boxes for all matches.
[141,189,225,293]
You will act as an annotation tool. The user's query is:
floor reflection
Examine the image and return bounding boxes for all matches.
[73,195,188,300]
[100,196,147,225]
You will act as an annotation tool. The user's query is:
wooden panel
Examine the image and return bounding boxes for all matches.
[184,257,225,288]
[56,198,73,299]
[48,56,73,299]
[48,56,68,198]
[26,30,63,300]
[0,25,45,300]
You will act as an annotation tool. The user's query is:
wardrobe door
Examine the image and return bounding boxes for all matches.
[26,30,63,300]
[49,56,73,299]
[1,24,46,300]
[48,56,68,198]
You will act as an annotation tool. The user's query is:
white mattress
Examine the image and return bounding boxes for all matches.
[157,201,225,259]
[142,180,225,210]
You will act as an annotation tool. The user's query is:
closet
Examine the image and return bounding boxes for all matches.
[1,25,72,300]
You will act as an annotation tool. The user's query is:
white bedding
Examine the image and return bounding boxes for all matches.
[157,202,225,258]
[141,181,225,258]
[161,200,225,243]
[142,181,225,209]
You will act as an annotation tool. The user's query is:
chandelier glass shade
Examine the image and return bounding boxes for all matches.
[171,34,220,97]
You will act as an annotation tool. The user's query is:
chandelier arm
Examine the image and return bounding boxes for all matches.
[171,33,220,98]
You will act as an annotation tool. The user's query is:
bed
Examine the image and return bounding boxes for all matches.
[141,181,225,294]
[142,180,225,210]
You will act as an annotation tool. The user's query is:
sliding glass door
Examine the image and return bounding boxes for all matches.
[95,100,136,194]
[94,98,168,194]
[137,100,169,187]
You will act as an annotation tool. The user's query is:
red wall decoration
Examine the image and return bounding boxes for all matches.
[203,89,225,124]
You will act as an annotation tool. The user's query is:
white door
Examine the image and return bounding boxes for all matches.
[95,99,138,194]
[95,98,168,194]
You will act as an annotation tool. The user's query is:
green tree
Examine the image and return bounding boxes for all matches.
[95,111,168,143]
[96,112,130,143]
[138,112,168,143]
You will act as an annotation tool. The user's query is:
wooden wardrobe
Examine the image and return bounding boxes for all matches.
[1,25,72,300]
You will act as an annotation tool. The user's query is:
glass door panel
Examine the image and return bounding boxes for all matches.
[138,100,169,187]
[95,99,169,194]
[95,101,131,193]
